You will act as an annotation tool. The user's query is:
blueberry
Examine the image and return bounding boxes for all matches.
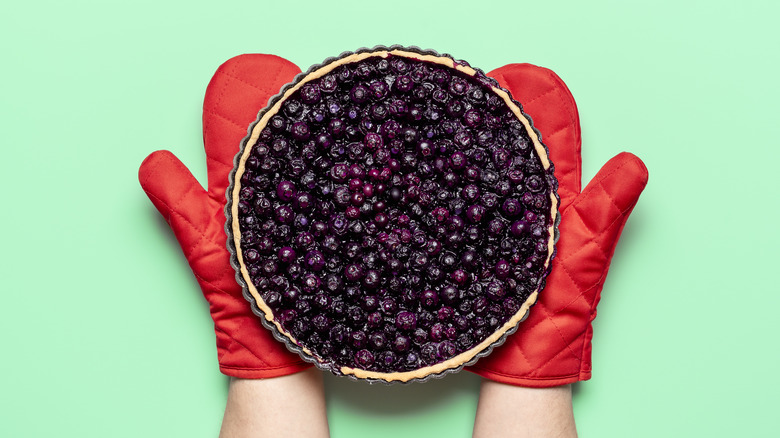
[468,87,485,104]
[369,332,387,350]
[315,133,333,149]
[473,296,489,314]
[396,311,417,331]
[278,247,296,264]
[348,306,366,325]
[323,270,343,290]
[319,74,338,93]
[394,75,414,93]
[441,252,458,270]
[350,192,364,206]
[440,286,459,306]
[275,206,294,224]
[391,57,409,73]
[355,349,375,367]
[437,307,454,322]
[413,328,428,344]
[380,298,397,314]
[493,148,511,168]
[350,84,369,103]
[351,331,367,349]
[300,83,321,104]
[379,351,398,368]
[362,295,379,311]
[405,352,420,369]
[374,213,388,228]
[454,130,472,148]
[329,118,345,136]
[481,169,499,186]
[376,59,390,73]
[464,165,480,181]
[363,269,380,289]
[488,219,504,235]
[463,109,482,127]
[271,138,289,155]
[503,297,521,316]
[369,81,389,100]
[449,77,469,95]
[486,281,506,300]
[454,315,469,332]
[310,293,330,310]
[278,309,298,325]
[495,260,511,279]
[526,174,544,193]
[264,290,282,309]
[510,220,529,237]
[336,66,353,83]
[305,250,326,272]
[418,141,433,157]
[344,263,365,282]
[513,136,531,153]
[438,341,457,359]
[276,181,296,202]
[430,323,446,341]
[421,343,438,363]
[446,99,465,117]
[457,333,473,349]
[452,269,468,285]
[461,184,480,202]
[450,151,467,170]
[284,99,303,118]
[421,290,439,308]
[502,199,522,217]
[269,115,286,131]
[394,335,411,352]
[466,205,486,223]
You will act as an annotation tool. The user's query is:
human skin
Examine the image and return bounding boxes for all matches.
[219,369,330,438]
[219,372,577,437]
[473,381,577,438]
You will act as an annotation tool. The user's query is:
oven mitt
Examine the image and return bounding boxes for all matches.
[139,54,312,378]
[467,64,649,387]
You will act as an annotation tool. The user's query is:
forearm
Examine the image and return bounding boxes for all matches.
[473,380,577,438]
[219,368,330,438]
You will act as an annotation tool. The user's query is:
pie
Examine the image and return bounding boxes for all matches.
[226,46,559,383]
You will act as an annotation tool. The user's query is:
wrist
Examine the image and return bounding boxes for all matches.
[473,379,577,438]
[220,369,329,438]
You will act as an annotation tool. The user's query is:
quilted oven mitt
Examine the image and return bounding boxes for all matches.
[467,64,649,387]
[139,54,312,378]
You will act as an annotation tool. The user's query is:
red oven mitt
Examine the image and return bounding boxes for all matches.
[467,64,649,387]
[139,54,311,378]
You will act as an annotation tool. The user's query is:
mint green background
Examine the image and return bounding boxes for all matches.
[2,0,778,436]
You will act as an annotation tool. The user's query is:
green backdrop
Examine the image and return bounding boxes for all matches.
[3,0,779,436]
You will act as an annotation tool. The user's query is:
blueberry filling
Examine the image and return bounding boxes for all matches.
[233,50,556,378]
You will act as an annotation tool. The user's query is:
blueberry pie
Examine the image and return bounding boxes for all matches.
[226,47,559,382]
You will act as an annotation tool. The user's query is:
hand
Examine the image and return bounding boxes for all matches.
[468,63,649,387]
[139,54,312,378]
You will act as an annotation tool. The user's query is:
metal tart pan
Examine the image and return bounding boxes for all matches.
[225,45,561,384]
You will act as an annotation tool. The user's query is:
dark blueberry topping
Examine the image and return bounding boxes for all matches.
[234,51,556,377]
